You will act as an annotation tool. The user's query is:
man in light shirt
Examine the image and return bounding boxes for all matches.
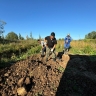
[38,39,46,57]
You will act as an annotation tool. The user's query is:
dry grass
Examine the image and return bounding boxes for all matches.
[56,39,96,54]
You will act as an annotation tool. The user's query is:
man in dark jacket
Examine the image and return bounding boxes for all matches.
[45,32,57,61]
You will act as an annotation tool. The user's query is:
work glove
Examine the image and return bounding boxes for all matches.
[51,48,54,52]
[44,42,47,45]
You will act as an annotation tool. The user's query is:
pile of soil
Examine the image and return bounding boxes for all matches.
[0,54,96,96]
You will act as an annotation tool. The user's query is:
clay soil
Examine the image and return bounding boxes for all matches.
[0,53,96,96]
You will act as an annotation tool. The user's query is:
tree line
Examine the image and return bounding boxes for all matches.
[1,30,96,41]
[0,31,34,40]
[85,31,96,39]
[1,20,96,40]
[0,20,35,40]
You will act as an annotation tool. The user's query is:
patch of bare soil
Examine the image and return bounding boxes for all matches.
[0,53,96,96]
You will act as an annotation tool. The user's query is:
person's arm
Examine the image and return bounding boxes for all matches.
[65,37,68,43]
[51,39,57,51]
[64,36,67,40]
[51,44,56,52]
[53,44,56,49]
[41,41,44,49]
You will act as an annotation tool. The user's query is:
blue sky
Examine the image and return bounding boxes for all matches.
[0,0,96,40]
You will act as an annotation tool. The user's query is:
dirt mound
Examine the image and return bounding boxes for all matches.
[0,54,96,96]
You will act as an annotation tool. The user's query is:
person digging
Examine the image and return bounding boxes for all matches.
[45,32,57,62]
[37,39,46,57]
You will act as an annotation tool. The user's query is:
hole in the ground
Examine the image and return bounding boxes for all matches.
[24,76,35,92]
[31,60,36,63]
[38,94,43,96]
[37,61,42,63]
[47,66,51,71]
[57,52,64,59]
[37,61,43,65]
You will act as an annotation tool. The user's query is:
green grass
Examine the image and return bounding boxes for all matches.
[0,40,41,68]
[56,39,96,55]
[69,45,96,55]
[1,39,96,68]
[1,45,41,60]
[57,66,65,73]
[0,40,38,54]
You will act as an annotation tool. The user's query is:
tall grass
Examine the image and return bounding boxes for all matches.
[0,40,41,68]
[0,40,38,53]
[1,39,96,68]
[56,39,96,55]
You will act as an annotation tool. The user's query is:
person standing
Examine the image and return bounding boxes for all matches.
[37,39,46,57]
[63,34,72,54]
[45,32,57,61]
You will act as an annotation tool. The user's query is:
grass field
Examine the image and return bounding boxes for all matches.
[56,39,96,55]
[0,39,96,67]
[0,39,41,67]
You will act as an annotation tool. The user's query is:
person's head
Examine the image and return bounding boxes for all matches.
[67,33,70,37]
[37,39,41,44]
[50,32,55,39]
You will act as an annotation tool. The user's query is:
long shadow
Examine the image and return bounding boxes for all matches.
[56,54,96,96]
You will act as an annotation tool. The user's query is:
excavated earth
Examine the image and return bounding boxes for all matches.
[0,53,96,96]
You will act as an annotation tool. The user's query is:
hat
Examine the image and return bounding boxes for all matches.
[51,32,55,36]
[67,34,70,36]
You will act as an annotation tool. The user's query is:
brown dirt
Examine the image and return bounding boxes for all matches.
[0,53,96,96]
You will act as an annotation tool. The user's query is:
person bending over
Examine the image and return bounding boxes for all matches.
[45,32,57,61]
[37,39,46,57]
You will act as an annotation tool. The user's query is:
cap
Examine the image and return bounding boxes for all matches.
[67,34,70,36]
[51,32,55,36]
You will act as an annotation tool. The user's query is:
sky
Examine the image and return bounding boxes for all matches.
[0,0,96,40]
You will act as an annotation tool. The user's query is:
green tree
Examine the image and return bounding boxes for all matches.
[39,34,41,39]
[0,20,6,36]
[26,35,29,40]
[30,32,33,39]
[21,37,24,40]
[18,33,24,40]
[85,31,96,39]
[1,34,4,39]
[18,33,22,40]
[5,32,18,40]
